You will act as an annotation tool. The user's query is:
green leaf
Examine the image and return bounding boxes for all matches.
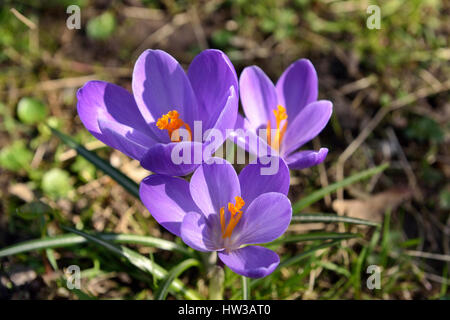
[50,127,140,198]
[155,259,200,300]
[41,168,73,198]
[0,233,192,257]
[406,117,444,143]
[269,232,361,246]
[87,12,116,40]
[317,261,352,278]
[0,140,33,171]
[279,240,343,269]
[62,227,203,300]
[292,163,389,213]
[17,97,47,124]
[291,213,380,227]
[16,201,53,220]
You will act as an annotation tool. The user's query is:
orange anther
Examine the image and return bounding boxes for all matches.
[156,110,192,141]
[219,196,245,238]
[267,105,288,151]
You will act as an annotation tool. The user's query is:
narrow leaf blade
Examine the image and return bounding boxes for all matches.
[155,259,200,300]
[0,233,191,257]
[291,213,380,227]
[292,163,389,213]
[62,227,202,300]
[269,232,361,246]
[50,127,139,198]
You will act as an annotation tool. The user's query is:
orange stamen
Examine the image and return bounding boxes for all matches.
[219,196,245,238]
[156,110,192,142]
[267,105,288,151]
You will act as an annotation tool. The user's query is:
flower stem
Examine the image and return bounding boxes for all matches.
[208,265,224,300]
[242,276,250,300]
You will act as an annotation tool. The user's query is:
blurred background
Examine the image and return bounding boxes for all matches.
[0,0,449,299]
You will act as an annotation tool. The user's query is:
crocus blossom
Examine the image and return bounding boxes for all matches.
[234,59,332,170]
[77,49,238,176]
[139,158,292,278]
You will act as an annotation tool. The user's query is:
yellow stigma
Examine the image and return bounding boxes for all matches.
[220,196,245,238]
[266,105,288,151]
[156,110,192,142]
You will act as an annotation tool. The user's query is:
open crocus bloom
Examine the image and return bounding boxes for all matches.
[234,59,333,170]
[77,49,238,176]
[139,158,292,278]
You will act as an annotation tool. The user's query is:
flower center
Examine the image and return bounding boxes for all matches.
[266,105,288,151]
[220,196,245,238]
[156,110,192,142]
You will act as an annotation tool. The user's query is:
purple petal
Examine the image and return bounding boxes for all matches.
[276,59,318,120]
[218,245,279,278]
[281,100,333,156]
[234,113,248,131]
[97,119,155,160]
[233,192,292,246]
[239,66,277,130]
[203,86,238,143]
[189,159,240,217]
[132,50,198,133]
[139,175,200,237]
[77,81,155,160]
[229,114,273,158]
[140,142,202,176]
[180,212,223,252]
[285,148,328,170]
[239,157,290,208]
[188,49,238,130]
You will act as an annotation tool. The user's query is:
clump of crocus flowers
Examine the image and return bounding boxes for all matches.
[77,49,332,278]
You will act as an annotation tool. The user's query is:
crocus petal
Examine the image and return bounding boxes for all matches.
[188,49,238,130]
[189,159,240,217]
[276,59,318,120]
[285,148,328,170]
[203,86,238,143]
[180,212,223,252]
[98,118,156,160]
[218,245,279,278]
[233,192,292,246]
[140,141,202,176]
[281,100,333,156]
[77,80,154,160]
[139,175,201,237]
[240,66,277,130]
[132,50,198,137]
[229,114,273,158]
[239,157,290,209]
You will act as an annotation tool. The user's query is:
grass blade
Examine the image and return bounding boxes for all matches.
[292,163,389,213]
[291,213,380,227]
[0,233,192,257]
[63,227,202,300]
[155,259,200,300]
[269,232,361,246]
[50,127,139,198]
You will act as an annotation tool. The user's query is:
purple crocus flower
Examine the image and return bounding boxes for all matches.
[139,158,292,278]
[77,49,238,176]
[234,59,332,170]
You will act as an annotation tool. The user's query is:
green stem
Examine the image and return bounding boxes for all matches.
[208,266,225,300]
[242,276,250,300]
[207,253,224,300]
